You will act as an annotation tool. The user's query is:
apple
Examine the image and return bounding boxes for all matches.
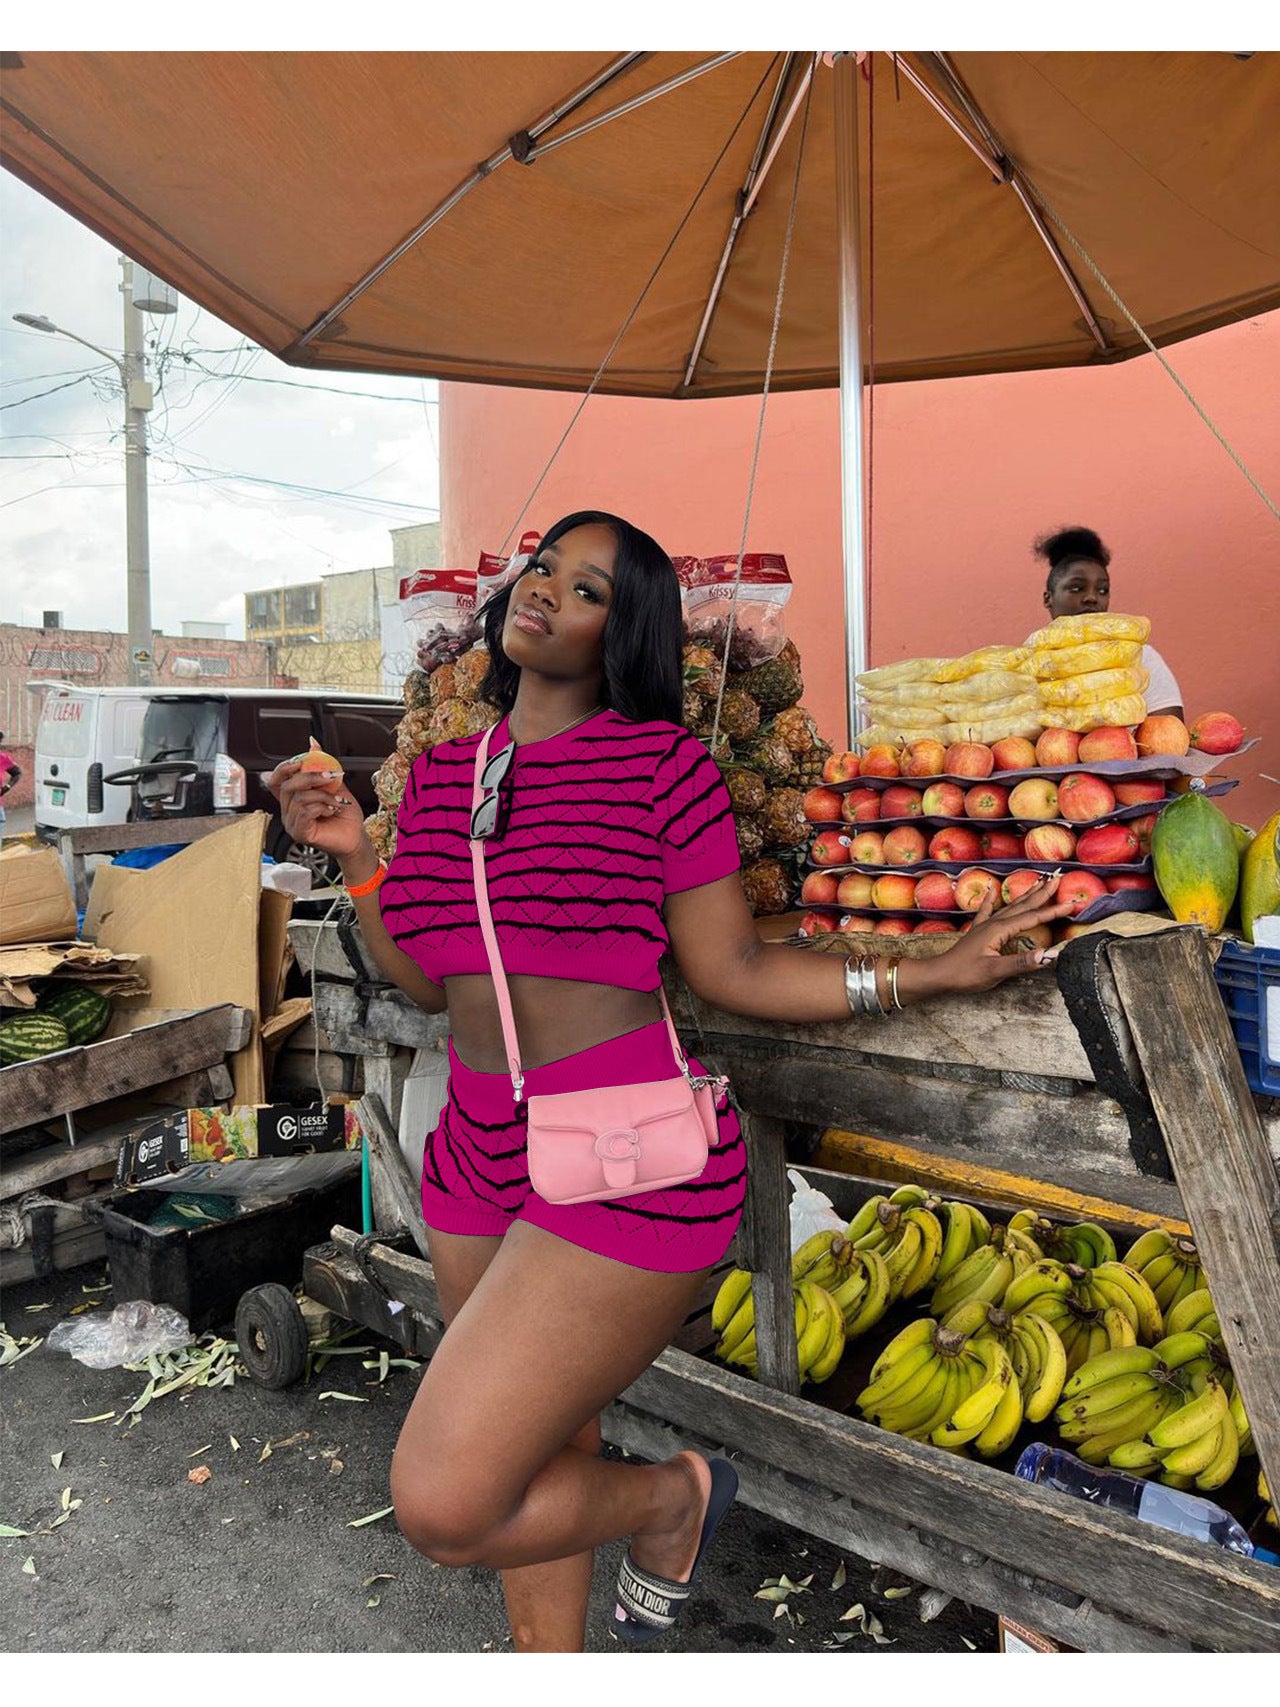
[873,918,914,937]
[944,741,995,779]
[1001,922,1054,954]
[1078,726,1138,763]
[1058,773,1117,823]
[913,919,959,935]
[1129,812,1159,854]
[1058,870,1109,915]
[1008,778,1060,821]
[1135,714,1190,757]
[980,829,1025,860]
[928,825,983,863]
[921,782,966,818]
[1113,780,1166,807]
[1023,823,1077,862]
[915,872,958,911]
[902,738,948,778]
[881,784,925,819]
[955,867,999,911]
[801,870,840,905]
[1076,822,1141,864]
[837,913,874,934]
[1001,868,1045,906]
[964,782,1010,820]
[802,786,844,824]
[872,873,919,911]
[799,911,834,938]
[990,736,1039,773]
[1190,711,1245,755]
[1035,727,1081,768]
[1106,873,1154,894]
[811,830,854,867]
[883,825,929,866]
[862,743,902,778]
[836,872,876,908]
[823,750,862,784]
[850,830,887,865]
[840,787,882,824]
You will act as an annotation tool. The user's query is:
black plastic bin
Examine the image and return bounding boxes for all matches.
[99,1172,361,1334]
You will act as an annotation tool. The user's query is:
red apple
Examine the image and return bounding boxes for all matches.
[1008,778,1060,821]
[955,867,999,911]
[1113,780,1166,807]
[840,787,882,824]
[873,918,914,937]
[1129,812,1159,854]
[981,830,1026,860]
[811,830,854,867]
[1058,773,1117,823]
[1106,873,1154,894]
[872,873,919,911]
[915,872,958,911]
[902,738,948,778]
[1135,715,1190,758]
[802,786,844,824]
[862,743,902,778]
[964,782,1011,820]
[883,825,929,866]
[1076,822,1141,865]
[1079,726,1138,763]
[881,784,925,819]
[1057,921,1091,942]
[928,825,983,863]
[1023,823,1077,862]
[1001,922,1054,954]
[913,919,959,935]
[921,782,966,818]
[823,750,862,784]
[799,911,834,938]
[836,872,876,908]
[1001,868,1045,906]
[990,736,1039,773]
[944,741,995,779]
[849,830,887,866]
[1058,870,1109,915]
[801,870,840,905]
[836,913,874,934]
[1035,727,1081,768]
[1189,712,1245,755]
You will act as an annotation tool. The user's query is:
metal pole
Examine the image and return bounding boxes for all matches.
[832,53,868,743]
[120,257,154,686]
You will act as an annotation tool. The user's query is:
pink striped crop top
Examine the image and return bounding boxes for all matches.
[380,708,740,992]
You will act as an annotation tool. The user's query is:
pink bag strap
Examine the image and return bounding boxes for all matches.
[469,725,691,1104]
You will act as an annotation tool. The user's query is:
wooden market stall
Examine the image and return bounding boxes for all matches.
[289,914,1280,1653]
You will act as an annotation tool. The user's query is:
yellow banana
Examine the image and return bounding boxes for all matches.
[930,1245,1014,1317]
[889,1184,934,1209]
[805,1287,847,1385]
[716,1293,756,1358]
[874,1359,953,1433]
[867,1316,937,1384]
[974,1373,1024,1459]
[1124,1228,1174,1272]
[933,1340,1014,1447]
[1160,1417,1231,1479]
[1109,1436,1166,1473]
[1091,1261,1163,1341]
[898,1206,944,1297]
[1165,1289,1221,1342]
[1147,1377,1230,1451]
[722,1327,757,1369]
[883,1219,924,1297]
[1060,1344,1159,1399]
[711,1268,752,1334]
[1194,1416,1240,1491]
[1102,1305,1137,1350]
[1056,1369,1163,1423]
[845,1194,891,1243]
[844,1249,892,1338]
[1153,1330,1215,1371]
[861,1346,943,1419]
[910,1356,967,1441]
[1057,1387,1169,1444]
[1015,1313,1068,1423]
[934,1201,980,1281]
[943,1299,993,1338]
[1227,1384,1254,1456]
[1003,1260,1074,1316]
[795,1282,834,1375]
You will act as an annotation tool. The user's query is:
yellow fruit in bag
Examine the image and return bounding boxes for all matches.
[1039,666,1150,707]
[856,724,941,749]
[939,712,1045,744]
[940,691,1041,724]
[933,645,1030,684]
[1052,694,1148,733]
[1032,639,1145,679]
[1026,613,1150,650]
[856,658,945,691]
[860,702,949,728]
[934,668,1034,704]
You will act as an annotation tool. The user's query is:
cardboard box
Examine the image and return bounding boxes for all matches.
[0,845,78,946]
[997,1616,1079,1654]
[115,1101,362,1187]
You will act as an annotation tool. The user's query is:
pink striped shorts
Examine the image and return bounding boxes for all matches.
[420,1019,746,1273]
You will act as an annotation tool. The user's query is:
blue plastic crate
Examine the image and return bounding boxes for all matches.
[1213,939,1280,1096]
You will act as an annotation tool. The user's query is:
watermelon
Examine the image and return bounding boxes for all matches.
[0,1013,71,1066]
[1150,788,1240,932]
[38,984,112,1046]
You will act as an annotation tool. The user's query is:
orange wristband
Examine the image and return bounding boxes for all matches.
[345,860,387,899]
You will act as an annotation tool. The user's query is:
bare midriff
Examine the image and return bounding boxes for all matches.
[444,974,663,1074]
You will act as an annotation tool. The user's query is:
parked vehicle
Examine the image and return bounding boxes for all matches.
[34,684,151,836]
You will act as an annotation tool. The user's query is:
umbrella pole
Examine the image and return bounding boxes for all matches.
[833,52,869,743]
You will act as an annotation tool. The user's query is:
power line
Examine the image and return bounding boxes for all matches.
[1,372,103,412]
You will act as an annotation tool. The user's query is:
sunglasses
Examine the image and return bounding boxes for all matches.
[469,739,516,841]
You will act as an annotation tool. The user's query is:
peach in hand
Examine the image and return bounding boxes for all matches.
[299,740,344,791]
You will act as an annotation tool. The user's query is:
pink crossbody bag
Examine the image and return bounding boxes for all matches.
[469,726,730,1205]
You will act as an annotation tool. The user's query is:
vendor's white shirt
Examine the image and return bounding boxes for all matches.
[1140,645,1183,713]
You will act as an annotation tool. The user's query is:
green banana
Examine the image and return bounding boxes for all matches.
[711,1268,752,1334]
[1147,1377,1229,1451]
[1060,1344,1160,1399]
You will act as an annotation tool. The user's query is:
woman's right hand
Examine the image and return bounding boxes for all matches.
[264,752,372,870]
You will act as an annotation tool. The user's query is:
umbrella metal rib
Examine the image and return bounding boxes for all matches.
[521,52,741,163]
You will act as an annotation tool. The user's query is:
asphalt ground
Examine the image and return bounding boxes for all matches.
[1,1260,997,1656]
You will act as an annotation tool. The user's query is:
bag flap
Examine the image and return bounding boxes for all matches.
[528,1075,696,1137]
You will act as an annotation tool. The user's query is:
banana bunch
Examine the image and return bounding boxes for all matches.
[1261,1470,1277,1529]
[1009,1210,1117,1268]
[711,1270,846,1384]
[791,1228,853,1289]
[1163,1287,1223,1346]
[931,1335,1025,1459]
[988,1221,1045,1275]
[790,1228,893,1340]
[856,1320,973,1440]
[944,1302,1067,1424]
[933,1198,992,1282]
[929,1239,1017,1319]
[1123,1228,1207,1314]
[1054,1346,1181,1467]
[847,1196,944,1300]
[998,1257,1161,1373]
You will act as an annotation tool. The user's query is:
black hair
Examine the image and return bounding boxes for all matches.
[1034,526,1111,590]
[479,510,684,726]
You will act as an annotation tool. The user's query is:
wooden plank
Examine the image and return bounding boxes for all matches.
[58,814,234,860]
[354,1093,431,1259]
[329,1227,439,1318]
[0,1006,249,1136]
[735,1114,800,1397]
[0,1131,121,1200]
[302,1243,441,1358]
[1108,929,1280,1511]
[312,981,449,1054]
[0,1201,106,1285]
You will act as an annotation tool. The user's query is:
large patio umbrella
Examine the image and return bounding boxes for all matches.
[4,50,1277,707]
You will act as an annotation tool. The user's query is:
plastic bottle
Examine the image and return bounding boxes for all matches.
[1015,1443,1254,1556]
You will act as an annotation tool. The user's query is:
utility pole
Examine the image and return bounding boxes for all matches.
[120,258,154,687]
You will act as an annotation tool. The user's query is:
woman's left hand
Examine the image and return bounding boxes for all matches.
[915,873,1078,998]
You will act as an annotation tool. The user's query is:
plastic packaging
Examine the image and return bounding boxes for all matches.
[1051,694,1148,733]
[1032,640,1146,680]
[475,529,542,609]
[684,553,793,669]
[932,644,1030,684]
[1026,613,1151,650]
[787,1166,845,1253]
[1039,665,1150,707]
[399,568,481,668]
[1015,1443,1254,1556]
[260,861,313,898]
[45,1299,192,1369]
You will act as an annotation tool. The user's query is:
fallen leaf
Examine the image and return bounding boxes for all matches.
[839,1602,866,1624]
[866,1611,885,1638]
[59,1488,72,1512]
[71,1413,115,1424]
[22,1557,36,1575]
[366,1596,381,1609]
[187,1444,213,1458]
[831,1560,847,1591]
[361,1574,396,1588]
[797,1573,814,1588]
[229,1436,240,1452]
[319,1392,369,1403]
[753,1585,790,1603]
[961,1636,977,1651]
[267,1431,311,1453]
[258,1444,273,1463]
[773,1603,790,1621]
[82,1281,112,1293]
[24,1303,52,1313]
[50,1453,64,1470]
[884,1586,913,1600]
[347,1505,395,1529]
[328,1459,344,1476]
[188,1466,212,1486]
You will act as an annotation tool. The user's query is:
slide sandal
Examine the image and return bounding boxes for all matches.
[613,1458,740,1645]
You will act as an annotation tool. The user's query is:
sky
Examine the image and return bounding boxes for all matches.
[1,171,440,640]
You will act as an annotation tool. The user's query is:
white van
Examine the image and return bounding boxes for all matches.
[34,685,151,835]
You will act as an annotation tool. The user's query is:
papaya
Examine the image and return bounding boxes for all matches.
[1240,809,1280,943]
[1150,787,1239,931]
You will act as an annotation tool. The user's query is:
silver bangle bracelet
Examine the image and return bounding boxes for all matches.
[864,957,888,1018]
[843,954,866,1015]
[888,959,905,1012]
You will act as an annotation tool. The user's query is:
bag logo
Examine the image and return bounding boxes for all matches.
[593,1129,642,1162]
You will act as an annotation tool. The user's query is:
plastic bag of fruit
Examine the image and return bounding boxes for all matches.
[475,529,543,610]
[1051,694,1148,733]
[684,553,793,669]
[400,568,482,669]
[1031,637,1146,679]
[1026,612,1150,650]
[1039,665,1150,707]
[787,1167,845,1253]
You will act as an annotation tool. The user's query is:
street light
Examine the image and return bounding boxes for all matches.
[13,257,175,686]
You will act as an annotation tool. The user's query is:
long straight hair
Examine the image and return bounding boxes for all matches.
[479,511,684,725]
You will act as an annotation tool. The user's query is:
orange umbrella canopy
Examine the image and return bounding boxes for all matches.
[3,50,1277,397]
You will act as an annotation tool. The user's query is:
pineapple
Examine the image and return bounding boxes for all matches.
[738,640,803,715]
[451,646,490,703]
[740,734,795,786]
[712,688,760,745]
[771,706,819,755]
[683,689,715,735]
[428,662,458,707]
[374,750,412,811]
[736,817,765,863]
[723,767,767,816]
[366,809,398,862]
[403,669,434,710]
[682,643,725,702]
[795,743,832,789]
[741,857,795,916]
[429,700,481,743]
[397,707,435,758]
[758,787,808,851]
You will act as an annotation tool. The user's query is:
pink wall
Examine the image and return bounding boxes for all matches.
[441,312,1280,831]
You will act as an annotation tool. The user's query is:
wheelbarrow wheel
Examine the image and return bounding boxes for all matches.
[235,1283,309,1389]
